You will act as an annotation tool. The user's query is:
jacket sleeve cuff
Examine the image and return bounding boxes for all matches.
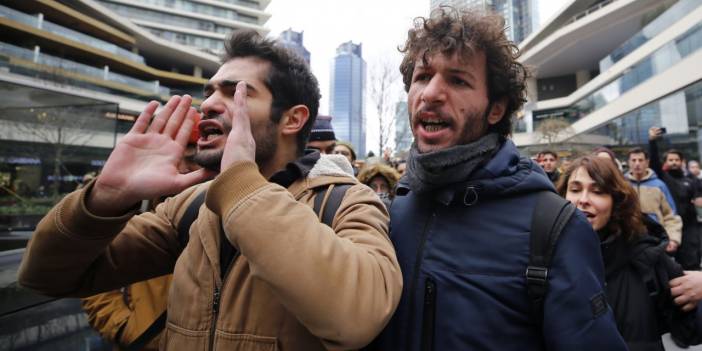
[205,161,269,217]
[57,180,138,239]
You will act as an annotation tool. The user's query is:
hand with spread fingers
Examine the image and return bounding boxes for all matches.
[220,81,256,172]
[670,271,702,311]
[88,95,214,216]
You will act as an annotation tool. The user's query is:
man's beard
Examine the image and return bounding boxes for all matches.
[410,105,489,154]
[193,116,279,172]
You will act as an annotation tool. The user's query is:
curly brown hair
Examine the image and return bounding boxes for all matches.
[399,6,529,137]
[556,156,646,241]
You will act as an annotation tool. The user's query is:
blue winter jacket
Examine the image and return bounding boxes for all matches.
[373,140,627,350]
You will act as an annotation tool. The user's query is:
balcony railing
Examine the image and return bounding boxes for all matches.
[0,42,169,97]
[567,0,616,25]
[0,4,145,64]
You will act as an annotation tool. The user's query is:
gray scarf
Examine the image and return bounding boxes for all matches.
[405,133,501,194]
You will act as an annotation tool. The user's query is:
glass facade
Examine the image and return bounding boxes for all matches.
[533,20,702,130]
[599,0,698,71]
[331,42,366,157]
[582,80,702,161]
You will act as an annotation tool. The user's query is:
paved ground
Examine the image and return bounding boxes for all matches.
[662,333,702,350]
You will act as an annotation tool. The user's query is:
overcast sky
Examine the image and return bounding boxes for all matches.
[265,0,568,154]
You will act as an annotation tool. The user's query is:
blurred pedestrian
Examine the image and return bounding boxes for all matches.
[540,150,560,184]
[558,156,701,350]
[357,164,400,209]
[333,141,358,175]
[306,115,336,154]
[625,147,682,253]
[593,146,623,172]
[650,127,702,270]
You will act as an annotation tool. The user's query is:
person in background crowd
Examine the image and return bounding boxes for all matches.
[594,146,623,172]
[650,127,702,270]
[688,160,702,179]
[333,141,358,175]
[557,156,701,350]
[540,150,560,184]
[19,30,401,350]
[373,7,625,350]
[625,147,682,253]
[535,151,545,168]
[306,115,336,154]
[357,164,400,209]
[395,159,407,177]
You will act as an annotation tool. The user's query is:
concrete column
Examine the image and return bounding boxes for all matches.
[526,77,538,104]
[33,46,40,63]
[36,13,43,29]
[103,66,109,80]
[193,66,203,78]
[576,70,590,88]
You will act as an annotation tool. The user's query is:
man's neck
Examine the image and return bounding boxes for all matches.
[259,146,299,179]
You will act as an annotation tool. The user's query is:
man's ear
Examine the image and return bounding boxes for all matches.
[280,104,310,136]
[487,97,508,125]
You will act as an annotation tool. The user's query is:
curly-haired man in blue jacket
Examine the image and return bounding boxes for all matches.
[372,7,627,350]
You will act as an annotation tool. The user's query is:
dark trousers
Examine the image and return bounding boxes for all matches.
[676,221,701,270]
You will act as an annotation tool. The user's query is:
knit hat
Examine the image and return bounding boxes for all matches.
[335,141,357,161]
[309,115,336,141]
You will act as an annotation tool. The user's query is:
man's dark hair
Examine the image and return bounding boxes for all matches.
[664,149,684,161]
[627,147,648,159]
[223,30,320,154]
[399,6,529,137]
[541,150,558,159]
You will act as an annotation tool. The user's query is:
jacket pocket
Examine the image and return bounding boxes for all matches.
[215,331,278,351]
[163,322,209,350]
[421,277,436,351]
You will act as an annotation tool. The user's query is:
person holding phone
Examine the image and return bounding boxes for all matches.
[649,127,702,271]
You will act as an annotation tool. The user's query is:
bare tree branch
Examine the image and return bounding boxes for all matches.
[368,59,403,155]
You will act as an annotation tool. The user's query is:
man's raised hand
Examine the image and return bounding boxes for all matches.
[220,81,256,172]
[87,95,212,216]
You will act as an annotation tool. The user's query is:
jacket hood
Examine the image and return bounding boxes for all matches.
[398,140,555,204]
[357,164,401,190]
[625,168,658,183]
[603,215,668,278]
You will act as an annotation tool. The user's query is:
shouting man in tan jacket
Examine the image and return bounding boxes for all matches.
[18,30,402,351]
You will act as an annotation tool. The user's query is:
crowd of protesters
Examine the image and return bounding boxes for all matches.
[16,5,702,351]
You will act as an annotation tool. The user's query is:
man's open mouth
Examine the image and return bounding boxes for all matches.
[199,120,224,142]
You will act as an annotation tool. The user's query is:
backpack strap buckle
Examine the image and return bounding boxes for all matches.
[525,266,548,285]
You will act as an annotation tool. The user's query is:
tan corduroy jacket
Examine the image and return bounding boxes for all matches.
[19,158,402,350]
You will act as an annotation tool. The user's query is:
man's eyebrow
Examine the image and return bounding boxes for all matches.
[448,68,475,80]
[220,79,258,92]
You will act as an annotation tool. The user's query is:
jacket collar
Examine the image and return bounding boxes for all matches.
[397,140,554,206]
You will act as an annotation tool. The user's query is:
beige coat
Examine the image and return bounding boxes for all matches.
[19,158,402,350]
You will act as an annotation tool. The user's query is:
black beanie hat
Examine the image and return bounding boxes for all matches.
[309,115,336,142]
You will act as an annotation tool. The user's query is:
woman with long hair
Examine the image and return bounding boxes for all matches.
[556,156,700,350]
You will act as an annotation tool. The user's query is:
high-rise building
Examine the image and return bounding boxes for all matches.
[330,41,366,158]
[278,29,310,64]
[514,0,702,162]
[394,101,413,153]
[94,0,271,55]
[429,0,538,44]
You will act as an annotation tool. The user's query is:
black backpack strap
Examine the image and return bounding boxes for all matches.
[527,191,576,325]
[321,184,352,227]
[177,190,207,249]
[313,184,352,227]
[121,311,167,351]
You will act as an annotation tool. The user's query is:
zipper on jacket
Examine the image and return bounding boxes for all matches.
[207,253,239,351]
[420,278,436,351]
[406,210,436,348]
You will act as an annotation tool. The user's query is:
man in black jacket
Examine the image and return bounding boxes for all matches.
[649,127,702,270]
